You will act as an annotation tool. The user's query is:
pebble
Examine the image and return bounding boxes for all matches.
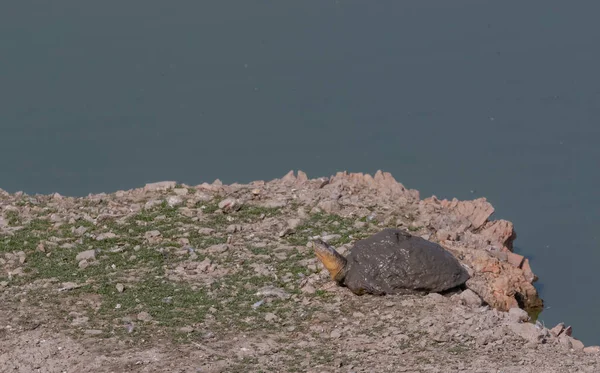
[458,289,483,307]
[166,196,183,207]
[96,232,117,241]
[78,260,89,269]
[330,329,342,339]
[301,284,316,294]
[137,311,153,322]
[508,307,530,323]
[75,250,96,262]
[256,286,291,300]
[264,313,278,322]
[116,283,125,293]
[84,329,103,335]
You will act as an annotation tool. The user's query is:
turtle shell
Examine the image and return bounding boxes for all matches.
[343,228,469,295]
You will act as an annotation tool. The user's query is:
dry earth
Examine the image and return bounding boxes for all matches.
[1,170,599,373]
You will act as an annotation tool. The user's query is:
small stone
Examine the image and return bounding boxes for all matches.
[179,326,194,333]
[84,329,103,335]
[71,316,89,326]
[78,260,89,269]
[144,230,161,240]
[354,220,367,229]
[564,325,573,336]
[207,244,229,254]
[166,196,183,207]
[278,228,294,237]
[558,335,573,350]
[321,234,341,242]
[197,258,212,272]
[506,252,525,268]
[570,337,585,351]
[218,198,239,212]
[458,289,482,307]
[116,283,125,293]
[173,188,188,196]
[137,311,153,322]
[301,284,316,294]
[584,346,600,354]
[264,313,278,322]
[198,228,215,235]
[550,322,565,337]
[287,219,302,230]
[330,329,342,339]
[96,232,117,241]
[352,312,365,318]
[256,285,290,300]
[144,181,176,191]
[508,307,530,323]
[76,250,96,262]
[226,224,242,233]
[0,282,8,288]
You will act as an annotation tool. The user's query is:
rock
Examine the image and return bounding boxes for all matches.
[452,198,495,230]
[198,227,215,235]
[207,244,229,254]
[321,234,341,242]
[316,200,341,214]
[226,224,242,233]
[179,326,194,333]
[84,329,103,335]
[144,199,162,210]
[71,316,89,326]
[137,311,153,322]
[458,289,483,307]
[509,322,543,344]
[584,346,600,354]
[78,260,89,269]
[144,230,162,241]
[173,188,188,196]
[144,181,176,191]
[166,196,183,207]
[521,258,537,283]
[256,286,290,300]
[506,252,525,268]
[76,250,96,262]
[564,325,573,336]
[570,337,585,351]
[73,226,88,236]
[301,284,316,294]
[264,313,278,322]
[330,329,342,339]
[197,258,212,272]
[218,198,239,212]
[508,307,530,323]
[550,323,565,337]
[95,232,116,241]
[558,335,573,350]
[116,283,125,293]
[287,218,302,230]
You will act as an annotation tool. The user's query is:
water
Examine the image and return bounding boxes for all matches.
[2,1,600,344]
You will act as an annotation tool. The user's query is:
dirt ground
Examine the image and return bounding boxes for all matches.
[1,171,599,372]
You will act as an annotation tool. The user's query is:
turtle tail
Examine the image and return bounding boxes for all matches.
[311,238,347,283]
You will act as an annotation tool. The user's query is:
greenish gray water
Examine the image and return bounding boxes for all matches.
[2,1,600,344]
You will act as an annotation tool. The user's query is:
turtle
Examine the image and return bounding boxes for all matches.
[311,228,470,296]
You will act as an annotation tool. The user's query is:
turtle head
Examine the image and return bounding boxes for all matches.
[310,238,348,283]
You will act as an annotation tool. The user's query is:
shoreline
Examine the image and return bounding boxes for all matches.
[1,170,598,371]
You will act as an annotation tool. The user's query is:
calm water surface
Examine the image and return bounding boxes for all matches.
[2,1,600,344]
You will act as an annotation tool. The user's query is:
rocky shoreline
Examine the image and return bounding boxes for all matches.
[0,170,599,372]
